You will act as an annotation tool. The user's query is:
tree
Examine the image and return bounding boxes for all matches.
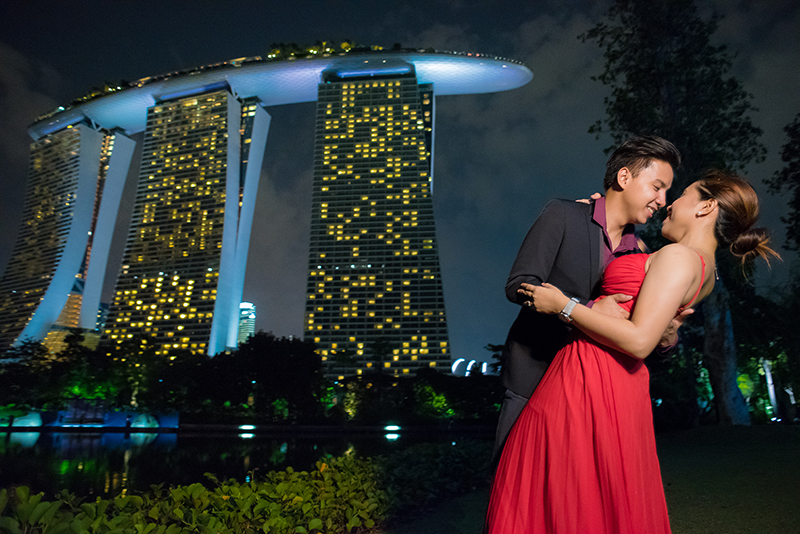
[581,0,766,425]
[225,332,324,422]
[367,337,396,377]
[767,112,800,251]
[484,343,504,375]
[0,339,52,407]
[763,118,800,419]
[57,329,120,407]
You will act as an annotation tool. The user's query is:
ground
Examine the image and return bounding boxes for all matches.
[387,425,800,534]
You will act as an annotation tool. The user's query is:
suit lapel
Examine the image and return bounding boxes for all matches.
[586,205,603,297]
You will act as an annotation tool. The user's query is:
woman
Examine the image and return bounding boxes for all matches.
[485,172,777,534]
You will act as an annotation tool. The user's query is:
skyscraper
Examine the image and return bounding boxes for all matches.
[238,302,256,344]
[0,125,135,349]
[306,68,449,379]
[103,87,270,356]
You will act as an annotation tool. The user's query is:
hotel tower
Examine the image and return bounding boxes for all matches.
[3,46,531,368]
[0,125,135,350]
[104,88,269,356]
[307,70,449,378]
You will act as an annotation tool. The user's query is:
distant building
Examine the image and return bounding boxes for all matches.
[238,302,256,344]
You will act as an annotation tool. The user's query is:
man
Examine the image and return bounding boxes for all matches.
[494,135,685,457]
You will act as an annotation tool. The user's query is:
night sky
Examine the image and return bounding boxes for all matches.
[0,0,798,366]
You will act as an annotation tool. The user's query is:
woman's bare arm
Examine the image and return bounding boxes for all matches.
[528,245,705,359]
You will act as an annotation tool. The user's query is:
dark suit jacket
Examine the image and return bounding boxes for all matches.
[501,199,604,398]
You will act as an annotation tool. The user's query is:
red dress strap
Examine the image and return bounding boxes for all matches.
[681,253,706,310]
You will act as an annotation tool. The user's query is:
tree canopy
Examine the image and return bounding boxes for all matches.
[767,112,800,251]
[581,0,765,191]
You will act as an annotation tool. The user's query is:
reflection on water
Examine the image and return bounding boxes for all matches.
[0,429,483,498]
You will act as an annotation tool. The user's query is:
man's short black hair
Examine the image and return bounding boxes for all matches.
[603,135,681,190]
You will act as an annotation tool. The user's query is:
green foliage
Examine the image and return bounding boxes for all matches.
[767,112,800,251]
[0,441,500,532]
[271,398,290,421]
[0,455,387,534]
[484,344,504,375]
[335,369,502,424]
[0,404,31,426]
[413,383,454,418]
[0,332,328,424]
[581,0,765,186]
[197,332,324,423]
[2,330,505,424]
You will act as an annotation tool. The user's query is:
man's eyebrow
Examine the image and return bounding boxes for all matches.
[655,179,667,188]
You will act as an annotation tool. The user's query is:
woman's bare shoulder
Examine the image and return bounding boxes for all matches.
[651,243,698,261]
[647,244,702,276]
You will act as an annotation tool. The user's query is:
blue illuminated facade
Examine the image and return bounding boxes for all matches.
[0,126,135,349]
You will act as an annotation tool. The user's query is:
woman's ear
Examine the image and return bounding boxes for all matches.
[697,198,717,217]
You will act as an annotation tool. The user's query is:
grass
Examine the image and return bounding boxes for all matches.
[386,425,800,534]
[660,425,800,534]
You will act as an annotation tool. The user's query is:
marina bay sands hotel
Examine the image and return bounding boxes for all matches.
[0,46,531,377]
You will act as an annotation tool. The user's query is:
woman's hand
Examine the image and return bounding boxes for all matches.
[519,282,569,315]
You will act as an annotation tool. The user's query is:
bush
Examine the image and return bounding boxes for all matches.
[0,455,387,534]
[0,441,497,533]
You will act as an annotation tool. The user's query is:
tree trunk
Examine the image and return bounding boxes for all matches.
[702,279,750,425]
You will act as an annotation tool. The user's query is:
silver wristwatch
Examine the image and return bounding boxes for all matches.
[559,297,580,323]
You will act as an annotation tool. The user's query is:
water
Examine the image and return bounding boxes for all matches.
[0,428,492,498]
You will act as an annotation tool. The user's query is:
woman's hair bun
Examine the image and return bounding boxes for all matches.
[730,227,773,262]
[696,171,780,265]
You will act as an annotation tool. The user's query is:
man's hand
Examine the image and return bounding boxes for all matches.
[575,192,603,204]
[591,294,633,320]
[659,308,694,347]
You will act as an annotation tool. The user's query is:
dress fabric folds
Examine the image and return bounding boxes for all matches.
[485,253,673,534]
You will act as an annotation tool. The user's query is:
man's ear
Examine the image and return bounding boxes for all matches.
[617,167,632,189]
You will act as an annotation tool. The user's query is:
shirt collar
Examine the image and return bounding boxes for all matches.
[592,196,639,254]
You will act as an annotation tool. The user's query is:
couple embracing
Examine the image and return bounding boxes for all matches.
[486,135,777,533]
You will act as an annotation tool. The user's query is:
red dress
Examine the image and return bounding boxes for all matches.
[486,253,701,534]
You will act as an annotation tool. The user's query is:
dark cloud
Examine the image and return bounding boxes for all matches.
[0,42,62,272]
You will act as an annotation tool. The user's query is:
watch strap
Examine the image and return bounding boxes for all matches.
[559,297,580,323]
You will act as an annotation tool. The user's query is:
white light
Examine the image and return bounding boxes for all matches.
[465,360,478,376]
[384,425,400,431]
[385,433,400,441]
[239,433,254,439]
[451,358,465,374]
[239,424,255,430]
